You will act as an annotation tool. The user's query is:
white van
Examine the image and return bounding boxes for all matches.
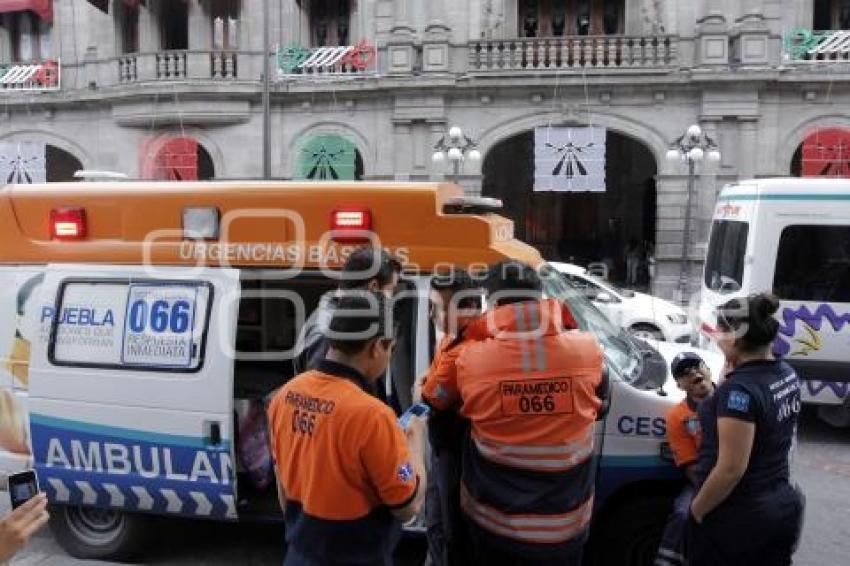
[0,181,722,565]
[699,178,850,424]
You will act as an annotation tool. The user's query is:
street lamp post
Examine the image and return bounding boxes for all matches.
[432,126,482,183]
[666,124,721,304]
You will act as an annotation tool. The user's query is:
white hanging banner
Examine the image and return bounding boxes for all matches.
[0,141,47,184]
[534,127,606,192]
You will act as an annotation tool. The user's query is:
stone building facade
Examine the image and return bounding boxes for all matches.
[1,0,848,298]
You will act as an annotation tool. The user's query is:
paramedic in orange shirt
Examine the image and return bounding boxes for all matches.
[268,291,428,566]
[438,261,604,565]
[419,269,482,566]
[655,352,715,566]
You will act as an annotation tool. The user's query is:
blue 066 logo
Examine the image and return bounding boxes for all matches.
[127,299,192,333]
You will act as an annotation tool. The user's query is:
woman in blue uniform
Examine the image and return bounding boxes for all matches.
[688,293,805,566]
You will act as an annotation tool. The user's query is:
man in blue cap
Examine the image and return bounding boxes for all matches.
[655,352,715,566]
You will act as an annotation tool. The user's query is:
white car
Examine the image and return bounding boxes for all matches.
[550,262,692,343]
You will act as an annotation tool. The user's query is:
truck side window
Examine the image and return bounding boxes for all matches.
[773,225,850,303]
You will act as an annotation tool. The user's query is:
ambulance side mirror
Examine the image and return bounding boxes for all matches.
[596,365,612,421]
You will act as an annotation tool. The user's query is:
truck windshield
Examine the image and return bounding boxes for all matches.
[704,220,749,293]
[539,263,642,383]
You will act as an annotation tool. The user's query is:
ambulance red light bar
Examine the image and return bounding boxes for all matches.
[50,208,87,240]
[330,208,372,242]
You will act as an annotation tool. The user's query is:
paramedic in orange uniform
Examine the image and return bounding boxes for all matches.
[434,261,604,565]
[419,269,482,565]
[655,352,715,566]
[268,291,427,566]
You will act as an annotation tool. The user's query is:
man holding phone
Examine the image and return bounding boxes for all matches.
[1,474,49,562]
[268,292,427,565]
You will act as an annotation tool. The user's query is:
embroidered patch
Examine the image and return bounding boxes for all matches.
[727,390,751,413]
[685,416,701,436]
[397,462,414,483]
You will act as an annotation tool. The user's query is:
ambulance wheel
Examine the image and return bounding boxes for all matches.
[629,324,664,341]
[49,505,151,561]
[591,495,671,566]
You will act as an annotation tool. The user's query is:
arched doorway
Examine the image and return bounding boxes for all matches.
[0,141,83,183]
[483,128,657,286]
[142,137,216,181]
[294,134,364,180]
[790,127,850,177]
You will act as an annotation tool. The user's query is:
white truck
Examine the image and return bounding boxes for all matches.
[699,178,850,426]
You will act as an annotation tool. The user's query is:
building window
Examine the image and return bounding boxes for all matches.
[814,0,850,29]
[310,0,351,47]
[120,2,140,54]
[6,12,52,62]
[519,0,624,37]
[161,0,188,50]
[211,0,239,50]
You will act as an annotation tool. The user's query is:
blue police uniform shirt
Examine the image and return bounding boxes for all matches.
[696,360,801,499]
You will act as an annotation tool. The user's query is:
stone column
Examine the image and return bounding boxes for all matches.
[186,0,211,79]
[737,118,759,180]
[392,120,414,180]
[695,12,729,67]
[652,173,690,302]
[387,0,416,74]
[0,17,10,62]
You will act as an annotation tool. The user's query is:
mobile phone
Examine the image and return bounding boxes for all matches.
[398,402,430,429]
[8,469,40,510]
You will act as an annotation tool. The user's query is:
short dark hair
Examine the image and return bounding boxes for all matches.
[716,293,781,353]
[327,291,391,355]
[485,260,543,305]
[339,248,402,290]
[431,268,482,310]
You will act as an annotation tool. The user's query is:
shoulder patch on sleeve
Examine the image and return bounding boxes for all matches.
[727,390,751,412]
[397,462,414,483]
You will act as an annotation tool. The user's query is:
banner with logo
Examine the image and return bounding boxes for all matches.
[801,128,850,177]
[534,127,606,192]
[0,141,46,184]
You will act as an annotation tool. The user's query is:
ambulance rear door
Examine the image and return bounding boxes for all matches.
[27,264,240,521]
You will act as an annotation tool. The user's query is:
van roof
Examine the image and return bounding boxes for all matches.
[721,177,850,201]
[0,181,541,271]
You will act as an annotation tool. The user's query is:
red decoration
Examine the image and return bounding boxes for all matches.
[0,0,53,22]
[148,137,198,181]
[341,40,377,71]
[801,127,850,177]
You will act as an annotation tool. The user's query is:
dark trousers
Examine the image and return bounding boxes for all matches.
[426,447,467,565]
[655,486,694,566]
[466,520,586,566]
[687,482,805,566]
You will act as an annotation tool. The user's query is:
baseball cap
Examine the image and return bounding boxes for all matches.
[671,352,705,379]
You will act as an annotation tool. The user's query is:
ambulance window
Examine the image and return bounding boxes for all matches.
[773,225,850,303]
[705,220,749,293]
[48,280,211,372]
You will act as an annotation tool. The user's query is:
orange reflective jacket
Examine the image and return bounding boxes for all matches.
[454,298,603,547]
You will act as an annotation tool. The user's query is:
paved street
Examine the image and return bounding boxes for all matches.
[5,406,848,565]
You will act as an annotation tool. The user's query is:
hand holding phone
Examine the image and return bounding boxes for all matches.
[8,470,39,510]
[398,402,430,430]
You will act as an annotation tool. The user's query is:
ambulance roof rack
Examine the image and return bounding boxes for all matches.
[443,196,503,214]
[73,170,130,182]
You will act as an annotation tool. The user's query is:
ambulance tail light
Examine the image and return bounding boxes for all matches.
[50,208,87,240]
[443,196,503,214]
[330,208,372,242]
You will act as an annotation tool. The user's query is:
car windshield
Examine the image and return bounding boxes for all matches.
[586,274,633,297]
[540,263,642,383]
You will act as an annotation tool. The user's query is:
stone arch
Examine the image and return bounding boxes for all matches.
[780,114,850,175]
[473,110,671,176]
[138,128,225,180]
[287,122,373,179]
[0,129,91,171]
